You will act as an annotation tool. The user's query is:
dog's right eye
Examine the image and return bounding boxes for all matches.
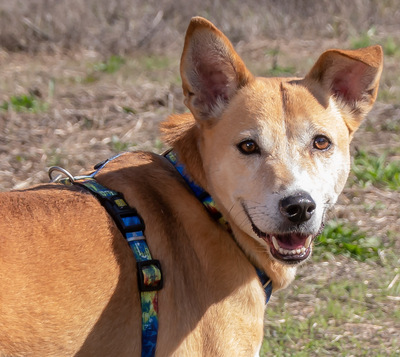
[237,140,260,155]
[313,135,331,151]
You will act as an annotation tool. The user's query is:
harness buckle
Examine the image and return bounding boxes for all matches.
[102,199,146,234]
[137,260,163,292]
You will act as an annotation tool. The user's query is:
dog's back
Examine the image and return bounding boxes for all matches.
[0,183,141,356]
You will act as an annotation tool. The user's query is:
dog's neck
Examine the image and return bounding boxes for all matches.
[161,113,208,189]
[164,149,273,302]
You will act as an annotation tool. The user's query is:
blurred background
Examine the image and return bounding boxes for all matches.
[0,1,399,355]
[0,0,399,54]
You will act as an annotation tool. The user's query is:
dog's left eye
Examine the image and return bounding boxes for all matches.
[313,135,331,151]
[237,140,260,155]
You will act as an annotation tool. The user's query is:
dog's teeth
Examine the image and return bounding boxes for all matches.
[271,236,280,251]
[272,236,311,256]
[305,235,312,248]
[276,246,308,256]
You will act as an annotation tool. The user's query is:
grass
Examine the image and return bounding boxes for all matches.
[314,221,383,262]
[2,0,399,53]
[350,27,376,49]
[378,87,400,104]
[263,270,400,355]
[46,148,64,167]
[268,65,296,76]
[93,55,125,74]
[262,231,399,356]
[350,29,400,58]
[383,36,400,56]
[351,150,400,191]
[109,135,133,152]
[141,55,171,71]
[78,55,126,83]
[129,54,179,83]
[0,94,47,113]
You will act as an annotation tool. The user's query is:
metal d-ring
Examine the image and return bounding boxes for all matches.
[48,166,75,183]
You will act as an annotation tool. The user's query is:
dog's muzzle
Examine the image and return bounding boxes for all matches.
[246,192,321,265]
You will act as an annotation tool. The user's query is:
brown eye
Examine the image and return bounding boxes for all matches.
[313,135,331,151]
[238,140,260,155]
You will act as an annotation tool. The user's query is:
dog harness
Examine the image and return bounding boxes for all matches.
[49,150,272,357]
[49,158,162,357]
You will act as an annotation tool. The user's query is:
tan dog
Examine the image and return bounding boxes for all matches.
[0,17,382,356]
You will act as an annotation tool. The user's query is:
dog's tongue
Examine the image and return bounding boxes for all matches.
[275,233,308,250]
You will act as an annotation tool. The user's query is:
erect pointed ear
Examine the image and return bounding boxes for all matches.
[180,17,253,122]
[305,45,383,135]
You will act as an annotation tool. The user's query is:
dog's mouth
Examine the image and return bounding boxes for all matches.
[250,221,320,265]
[241,202,323,264]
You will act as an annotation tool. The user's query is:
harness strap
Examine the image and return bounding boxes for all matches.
[164,150,231,231]
[165,150,273,303]
[69,176,162,357]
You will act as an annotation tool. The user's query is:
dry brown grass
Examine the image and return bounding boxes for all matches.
[1,0,399,54]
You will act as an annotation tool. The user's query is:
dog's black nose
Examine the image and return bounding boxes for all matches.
[279,192,316,224]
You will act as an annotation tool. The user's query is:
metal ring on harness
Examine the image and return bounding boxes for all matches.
[48,166,75,183]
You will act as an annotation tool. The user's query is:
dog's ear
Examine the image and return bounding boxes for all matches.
[180,17,253,122]
[305,45,383,135]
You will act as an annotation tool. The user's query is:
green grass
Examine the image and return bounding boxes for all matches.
[262,274,399,356]
[93,55,125,74]
[351,30,400,57]
[128,55,179,84]
[383,36,400,56]
[381,117,400,132]
[262,246,399,356]
[0,94,47,113]
[260,213,399,356]
[122,106,137,115]
[351,150,400,191]
[262,48,296,77]
[314,220,383,262]
[46,148,64,167]
[378,87,400,104]
[141,55,171,71]
[77,55,126,83]
[350,27,376,49]
[260,217,398,355]
[268,65,296,76]
[263,295,398,356]
[109,135,133,152]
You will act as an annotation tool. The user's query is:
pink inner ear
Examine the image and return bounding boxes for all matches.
[196,62,233,107]
[331,62,368,102]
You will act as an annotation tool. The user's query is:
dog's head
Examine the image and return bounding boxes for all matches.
[170,17,382,274]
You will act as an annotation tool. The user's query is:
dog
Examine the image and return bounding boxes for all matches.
[0,17,382,356]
